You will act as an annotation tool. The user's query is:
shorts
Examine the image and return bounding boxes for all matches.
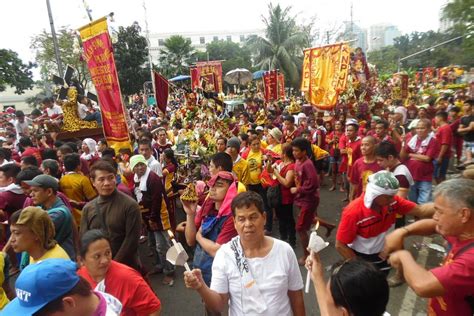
[295,197,319,232]
[464,141,474,153]
[433,157,449,178]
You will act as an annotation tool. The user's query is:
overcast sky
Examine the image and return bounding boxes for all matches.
[2,0,446,68]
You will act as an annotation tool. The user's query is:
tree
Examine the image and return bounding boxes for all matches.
[198,41,253,75]
[158,35,195,78]
[368,30,473,76]
[246,4,311,88]
[113,22,150,96]
[442,0,474,30]
[0,49,35,94]
[366,46,400,74]
[31,28,88,87]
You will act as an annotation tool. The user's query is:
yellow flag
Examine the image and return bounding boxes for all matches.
[307,43,350,110]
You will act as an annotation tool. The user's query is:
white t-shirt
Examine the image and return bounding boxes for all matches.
[13,118,31,138]
[393,164,414,187]
[46,104,63,117]
[146,156,163,177]
[77,102,89,119]
[211,238,304,316]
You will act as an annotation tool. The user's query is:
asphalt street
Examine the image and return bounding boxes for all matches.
[145,183,446,316]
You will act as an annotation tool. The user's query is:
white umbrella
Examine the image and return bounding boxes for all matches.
[224,68,253,85]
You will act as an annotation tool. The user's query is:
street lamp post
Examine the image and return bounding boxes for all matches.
[397,34,469,72]
[45,0,63,76]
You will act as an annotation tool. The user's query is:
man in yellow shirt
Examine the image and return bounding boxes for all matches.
[59,153,97,226]
[9,207,70,265]
[226,137,250,186]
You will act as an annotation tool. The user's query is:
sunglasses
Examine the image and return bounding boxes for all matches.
[331,259,352,312]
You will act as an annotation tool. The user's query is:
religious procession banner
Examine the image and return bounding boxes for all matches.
[278,73,285,99]
[153,71,169,114]
[190,61,223,93]
[78,17,131,151]
[263,70,278,102]
[300,49,311,92]
[392,73,409,100]
[303,43,351,111]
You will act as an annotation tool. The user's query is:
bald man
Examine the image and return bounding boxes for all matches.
[350,136,382,200]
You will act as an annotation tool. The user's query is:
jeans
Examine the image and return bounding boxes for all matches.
[408,181,432,204]
[152,230,175,276]
[275,203,296,245]
[84,111,102,124]
[433,158,449,179]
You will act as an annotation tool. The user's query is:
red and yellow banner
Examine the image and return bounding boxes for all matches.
[78,17,131,152]
[278,73,285,99]
[191,61,223,93]
[263,70,278,102]
[304,43,350,110]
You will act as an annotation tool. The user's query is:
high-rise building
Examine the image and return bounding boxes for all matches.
[148,29,265,65]
[338,21,368,51]
[368,24,402,51]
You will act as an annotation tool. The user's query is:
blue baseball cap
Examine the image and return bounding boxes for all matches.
[1,259,79,315]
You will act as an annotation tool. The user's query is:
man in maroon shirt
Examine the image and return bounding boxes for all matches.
[434,111,453,184]
[0,163,28,275]
[383,178,474,316]
[290,137,334,264]
[350,136,382,200]
[0,164,26,220]
[401,119,440,204]
[282,115,302,144]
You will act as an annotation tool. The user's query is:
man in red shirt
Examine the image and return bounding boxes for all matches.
[401,119,440,204]
[336,171,434,273]
[374,120,393,143]
[19,137,42,165]
[434,111,453,184]
[339,119,362,202]
[383,178,474,316]
[350,136,382,200]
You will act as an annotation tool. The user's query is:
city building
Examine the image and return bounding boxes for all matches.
[0,85,42,113]
[337,21,368,52]
[368,24,402,51]
[148,29,265,64]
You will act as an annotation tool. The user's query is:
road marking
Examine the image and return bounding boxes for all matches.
[399,237,432,316]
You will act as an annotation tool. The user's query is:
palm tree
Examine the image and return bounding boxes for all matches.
[158,35,195,78]
[247,4,311,88]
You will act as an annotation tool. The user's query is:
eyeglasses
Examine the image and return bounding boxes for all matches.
[331,259,352,313]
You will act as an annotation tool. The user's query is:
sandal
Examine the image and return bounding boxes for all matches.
[162,276,174,286]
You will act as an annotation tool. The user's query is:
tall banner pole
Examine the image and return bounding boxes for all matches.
[78,17,132,152]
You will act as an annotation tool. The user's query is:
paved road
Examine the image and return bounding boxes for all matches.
[144,185,446,316]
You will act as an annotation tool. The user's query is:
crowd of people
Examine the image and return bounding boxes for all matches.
[0,73,473,315]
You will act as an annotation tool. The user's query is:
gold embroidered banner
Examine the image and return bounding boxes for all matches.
[305,43,350,111]
[300,49,311,92]
[78,17,131,152]
[278,73,285,99]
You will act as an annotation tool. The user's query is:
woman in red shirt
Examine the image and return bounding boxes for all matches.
[78,230,161,316]
[268,144,296,247]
